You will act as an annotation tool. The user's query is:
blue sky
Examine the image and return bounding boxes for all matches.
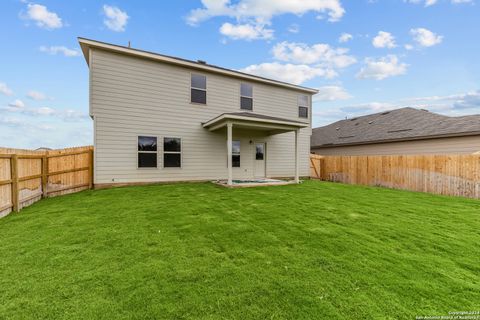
[1,0,479,149]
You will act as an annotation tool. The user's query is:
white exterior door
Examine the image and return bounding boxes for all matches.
[254,142,266,178]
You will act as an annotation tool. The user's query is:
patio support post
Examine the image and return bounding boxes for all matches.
[227,122,233,186]
[294,129,300,183]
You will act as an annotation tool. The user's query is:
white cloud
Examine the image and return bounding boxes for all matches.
[372,31,396,48]
[0,82,13,96]
[24,3,63,29]
[338,33,353,43]
[240,40,356,85]
[186,0,346,26]
[27,90,49,101]
[410,28,443,47]
[220,22,273,40]
[288,23,300,33]
[404,44,414,50]
[272,41,356,68]
[357,55,408,80]
[0,117,25,128]
[314,86,352,102]
[401,90,480,110]
[240,62,336,85]
[404,0,438,7]
[102,5,129,32]
[314,89,480,127]
[1,100,88,121]
[341,102,395,114]
[405,0,472,5]
[39,46,80,57]
[8,99,25,109]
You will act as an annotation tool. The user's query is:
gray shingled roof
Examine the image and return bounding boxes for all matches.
[311,107,480,148]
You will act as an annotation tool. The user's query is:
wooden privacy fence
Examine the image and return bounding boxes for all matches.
[0,146,93,218]
[310,154,480,199]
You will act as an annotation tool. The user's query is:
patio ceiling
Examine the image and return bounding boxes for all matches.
[202,112,309,135]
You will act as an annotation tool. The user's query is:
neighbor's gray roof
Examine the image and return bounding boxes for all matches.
[311,107,480,148]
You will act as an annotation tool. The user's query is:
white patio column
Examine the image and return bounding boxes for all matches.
[227,122,233,186]
[294,129,300,183]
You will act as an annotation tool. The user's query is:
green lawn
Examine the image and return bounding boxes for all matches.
[1,181,479,319]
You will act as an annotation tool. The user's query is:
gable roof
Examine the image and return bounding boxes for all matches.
[77,37,318,94]
[311,107,480,148]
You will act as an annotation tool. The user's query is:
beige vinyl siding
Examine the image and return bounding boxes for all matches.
[90,49,311,184]
[311,135,480,156]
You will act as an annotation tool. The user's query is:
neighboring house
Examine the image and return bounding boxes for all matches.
[311,107,480,156]
[79,38,317,187]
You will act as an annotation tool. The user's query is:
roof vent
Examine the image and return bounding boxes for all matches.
[368,121,374,124]
[339,135,355,139]
[387,128,412,133]
[381,111,391,115]
[335,127,340,130]
[197,60,207,64]
[350,118,358,121]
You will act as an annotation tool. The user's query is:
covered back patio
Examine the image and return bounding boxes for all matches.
[203,112,309,186]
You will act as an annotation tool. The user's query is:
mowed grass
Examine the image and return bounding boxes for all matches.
[0,181,479,319]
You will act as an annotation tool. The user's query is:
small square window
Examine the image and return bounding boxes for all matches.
[138,153,157,168]
[164,154,181,167]
[138,136,157,168]
[240,97,253,110]
[138,136,157,152]
[191,89,206,104]
[232,141,240,154]
[163,137,182,168]
[298,95,309,107]
[191,74,206,89]
[232,155,240,167]
[298,95,309,119]
[241,83,253,97]
[164,138,181,152]
[191,74,207,104]
[299,106,308,118]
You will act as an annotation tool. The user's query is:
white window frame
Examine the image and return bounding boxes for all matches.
[298,95,309,119]
[137,135,158,169]
[163,137,182,168]
[240,83,253,111]
[190,73,207,105]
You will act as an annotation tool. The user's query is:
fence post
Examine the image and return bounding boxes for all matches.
[42,155,48,198]
[10,154,19,212]
[88,149,94,189]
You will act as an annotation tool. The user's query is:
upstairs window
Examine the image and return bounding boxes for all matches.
[191,74,206,104]
[138,136,157,168]
[232,141,240,167]
[164,137,182,168]
[298,95,309,118]
[240,83,253,110]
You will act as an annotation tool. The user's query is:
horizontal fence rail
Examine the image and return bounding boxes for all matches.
[310,154,480,199]
[0,146,93,218]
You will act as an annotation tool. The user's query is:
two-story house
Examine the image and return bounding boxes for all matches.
[79,38,318,187]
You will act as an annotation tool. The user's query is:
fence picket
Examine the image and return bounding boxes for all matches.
[310,154,480,199]
[0,146,94,217]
